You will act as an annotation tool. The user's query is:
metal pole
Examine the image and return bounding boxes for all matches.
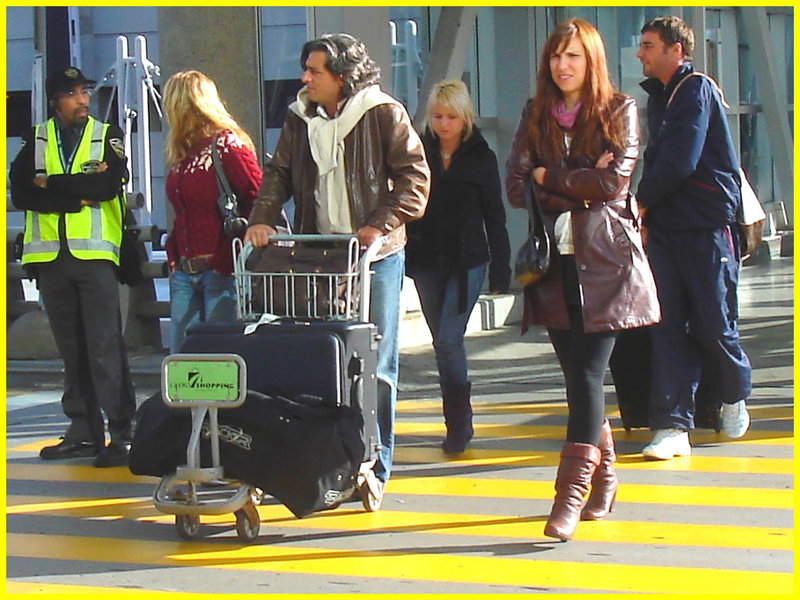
[134,35,154,225]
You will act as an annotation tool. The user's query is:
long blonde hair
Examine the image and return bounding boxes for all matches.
[162,70,255,168]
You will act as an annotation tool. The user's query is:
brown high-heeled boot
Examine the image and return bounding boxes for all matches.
[544,442,601,541]
[581,419,618,521]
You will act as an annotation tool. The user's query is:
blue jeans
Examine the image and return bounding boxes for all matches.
[411,264,486,387]
[170,269,237,353]
[645,225,752,430]
[369,249,404,483]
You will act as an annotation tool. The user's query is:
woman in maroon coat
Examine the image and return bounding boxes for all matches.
[163,70,262,352]
[505,19,659,541]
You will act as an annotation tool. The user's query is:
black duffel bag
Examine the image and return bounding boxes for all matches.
[129,390,365,518]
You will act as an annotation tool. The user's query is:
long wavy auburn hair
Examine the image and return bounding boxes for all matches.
[163,70,255,168]
[527,18,626,164]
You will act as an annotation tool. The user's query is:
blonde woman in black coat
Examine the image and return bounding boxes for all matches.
[406,80,511,454]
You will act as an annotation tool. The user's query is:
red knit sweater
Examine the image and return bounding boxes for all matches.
[165,130,262,276]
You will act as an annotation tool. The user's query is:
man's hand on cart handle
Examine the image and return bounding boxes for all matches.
[244,224,277,248]
[357,225,383,250]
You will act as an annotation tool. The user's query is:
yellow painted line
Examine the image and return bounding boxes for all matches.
[397,399,793,420]
[398,399,571,415]
[393,422,794,446]
[8,490,792,551]
[8,462,793,515]
[254,509,794,551]
[384,476,795,509]
[7,495,154,514]
[6,532,793,594]
[394,447,794,475]
[5,582,170,594]
[6,463,158,483]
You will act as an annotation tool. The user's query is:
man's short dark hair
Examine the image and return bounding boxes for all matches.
[300,33,381,98]
[642,16,695,61]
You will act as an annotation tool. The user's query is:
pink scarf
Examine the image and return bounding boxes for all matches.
[552,100,582,130]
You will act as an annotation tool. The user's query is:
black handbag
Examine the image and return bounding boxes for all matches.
[116,204,145,286]
[514,179,551,286]
[244,244,353,318]
[211,133,248,238]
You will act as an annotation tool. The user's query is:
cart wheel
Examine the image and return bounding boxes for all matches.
[235,502,260,542]
[175,514,201,540]
[359,470,383,512]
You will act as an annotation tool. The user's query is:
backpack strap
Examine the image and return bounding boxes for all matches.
[667,71,730,109]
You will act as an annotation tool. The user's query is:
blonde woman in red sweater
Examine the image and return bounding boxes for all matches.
[163,70,262,352]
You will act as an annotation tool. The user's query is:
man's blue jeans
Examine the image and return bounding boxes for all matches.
[645,225,752,430]
[170,269,237,353]
[369,249,404,484]
[411,264,486,387]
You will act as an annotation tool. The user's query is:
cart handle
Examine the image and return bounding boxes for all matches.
[237,234,387,323]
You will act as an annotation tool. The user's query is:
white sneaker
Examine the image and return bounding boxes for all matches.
[642,429,691,460]
[721,400,750,439]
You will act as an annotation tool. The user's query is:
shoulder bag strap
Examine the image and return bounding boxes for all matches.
[524,178,546,232]
[211,133,235,198]
[667,71,730,109]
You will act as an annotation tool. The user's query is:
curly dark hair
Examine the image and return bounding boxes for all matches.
[300,33,381,98]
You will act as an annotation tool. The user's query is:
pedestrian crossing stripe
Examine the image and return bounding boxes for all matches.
[392,422,794,446]
[6,532,792,594]
[7,468,793,510]
[6,496,792,551]
[6,446,792,476]
[393,447,792,475]
[5,582,161,594]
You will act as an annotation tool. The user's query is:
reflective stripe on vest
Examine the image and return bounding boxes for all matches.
[22,117,123,265]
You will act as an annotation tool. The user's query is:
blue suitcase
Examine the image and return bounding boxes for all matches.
[180,319,380,463]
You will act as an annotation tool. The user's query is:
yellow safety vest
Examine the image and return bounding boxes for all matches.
[22,116,125,266]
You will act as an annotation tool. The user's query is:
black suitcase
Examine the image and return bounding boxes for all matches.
[610,326,721,432]
[179,319,380,463]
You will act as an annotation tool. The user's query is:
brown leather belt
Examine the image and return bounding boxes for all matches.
[178,255,212,275]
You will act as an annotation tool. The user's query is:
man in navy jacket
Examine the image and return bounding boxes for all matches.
[635,16,752,460]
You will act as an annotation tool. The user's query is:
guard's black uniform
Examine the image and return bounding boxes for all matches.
[10,117,136,457]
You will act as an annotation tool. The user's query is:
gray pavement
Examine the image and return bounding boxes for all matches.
[5,256,794,593]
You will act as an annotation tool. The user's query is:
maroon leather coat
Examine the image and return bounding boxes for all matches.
[505,95,660,333]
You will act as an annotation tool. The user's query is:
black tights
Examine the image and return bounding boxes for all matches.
[548,304,618,446]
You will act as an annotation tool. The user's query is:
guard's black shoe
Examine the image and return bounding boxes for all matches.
[93,442,131,468]
[39,439,99,460]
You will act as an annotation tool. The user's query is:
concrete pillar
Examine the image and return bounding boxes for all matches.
[307,7,392,96]
[413,6,477,126]
[740,7,794,223]
[494,7,536,284]
[157,7,264,160]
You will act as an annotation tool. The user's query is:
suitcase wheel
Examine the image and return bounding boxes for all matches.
[235,501,260,542]
[175,514,201,540]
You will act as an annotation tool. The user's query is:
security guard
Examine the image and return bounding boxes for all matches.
[10,66,136,467]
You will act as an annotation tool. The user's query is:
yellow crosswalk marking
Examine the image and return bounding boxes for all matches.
[393,421,794,446]
[396,399,793,421]
[384,476,794,509]
[7,492,791,551]
[5,582,167,594]
[6,532,793,594]
[394,447,793,474]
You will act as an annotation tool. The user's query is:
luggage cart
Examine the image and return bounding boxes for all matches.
[232,234,385,512]
[153,353,263,542]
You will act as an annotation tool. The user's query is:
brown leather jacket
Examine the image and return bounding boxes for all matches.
[506,95,660,333]
[249,97,430,259]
